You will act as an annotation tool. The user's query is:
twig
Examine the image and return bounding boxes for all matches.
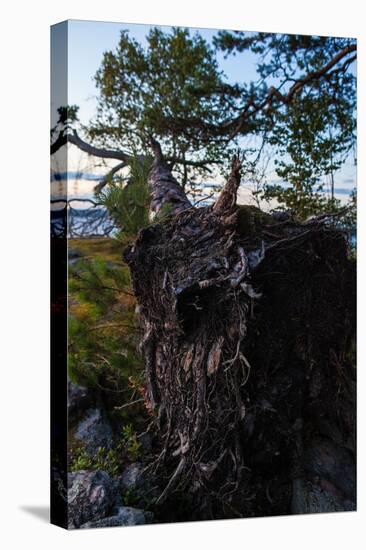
[114,398,145,410]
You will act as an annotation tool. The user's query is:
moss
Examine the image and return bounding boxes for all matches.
[236,205,273,238]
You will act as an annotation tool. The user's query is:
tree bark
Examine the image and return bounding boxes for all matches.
[148,138,192,216]
[124,145,356,520]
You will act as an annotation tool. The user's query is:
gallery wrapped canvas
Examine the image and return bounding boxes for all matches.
[51,19,356,529]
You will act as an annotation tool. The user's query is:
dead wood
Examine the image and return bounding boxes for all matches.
[124,145,356,520]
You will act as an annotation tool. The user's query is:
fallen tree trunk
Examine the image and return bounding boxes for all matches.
[124,146,356,521]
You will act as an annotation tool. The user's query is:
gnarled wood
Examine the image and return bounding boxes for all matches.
[124,144,356,520]
[148,138,192,216]
[213,155,242,215]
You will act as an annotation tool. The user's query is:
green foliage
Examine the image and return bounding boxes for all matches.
[215,32,356,217]
[341,189,357,236]
[69,256,131,311]
[70,446,122,476]
[262,90,355,217]
[122,423,141,461]
[332,189,357,252]
[236,205,273,237]
[98,155,151,237]
[122,487,141,507]
[122,486,153,510]
[82,28,356,230]
[68,241,141,391]
[261,183,333,219]
[70,424,142,476]
[153,201,174,223]
[89,27,234,180]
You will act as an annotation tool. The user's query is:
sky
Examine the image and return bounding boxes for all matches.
[51,19,357,206]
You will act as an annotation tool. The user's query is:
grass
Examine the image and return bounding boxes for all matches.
[69,237,124,264]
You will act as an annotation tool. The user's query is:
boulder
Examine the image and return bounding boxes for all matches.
[291,478,355,514]
[119,462,144,490]
[74,408,113,456]
[68,470,117,528]
[303,437,356,501]
[79,506,153,529]
[117,462,159,508]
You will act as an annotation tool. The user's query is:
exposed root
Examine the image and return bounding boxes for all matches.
[124,153,355,519]
[125,195,255,503]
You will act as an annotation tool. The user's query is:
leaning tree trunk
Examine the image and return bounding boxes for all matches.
[124,142,356,521]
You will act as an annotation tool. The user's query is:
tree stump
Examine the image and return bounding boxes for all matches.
[124,148,356,520]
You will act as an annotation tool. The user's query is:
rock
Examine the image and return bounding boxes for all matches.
[68,383,113,457]
[291,437,356,515]
[138,432,153,452]
[117,462,159,507]
[303,438,355,501]
[119,462,144,490]
[79,506,153,529]
[68,248,82,260]
[74,408,113,456]
[68,248,83,265]
[68,381,93,424]
[68,470,117,529]
[291,478,350,514]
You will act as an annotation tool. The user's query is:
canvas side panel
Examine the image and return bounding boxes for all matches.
[50,20,68,529]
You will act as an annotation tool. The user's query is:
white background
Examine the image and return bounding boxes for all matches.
[0,1,365,548]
